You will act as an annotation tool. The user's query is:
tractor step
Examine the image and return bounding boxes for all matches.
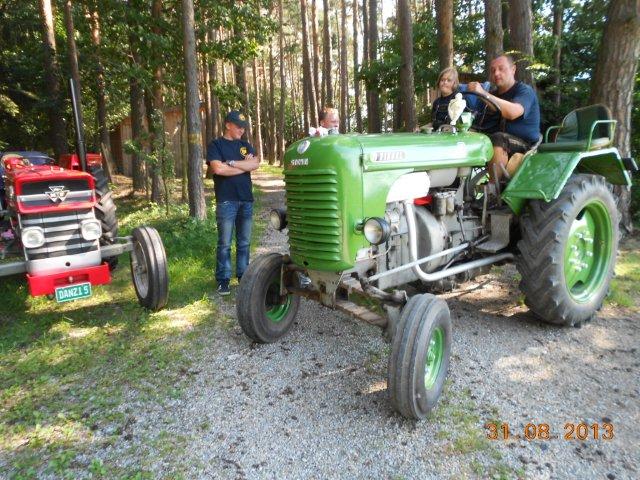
[335,298,388,328]
[477,210,513,253]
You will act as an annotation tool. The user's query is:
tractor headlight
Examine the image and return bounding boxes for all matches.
[80,219,102,241]
[363,217,391,245]
[21,227,45,248]
[269,208,287,231]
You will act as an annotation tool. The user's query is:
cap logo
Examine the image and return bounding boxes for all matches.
[238,113,246,121]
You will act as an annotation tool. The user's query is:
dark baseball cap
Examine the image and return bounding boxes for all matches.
[225,110,248,129]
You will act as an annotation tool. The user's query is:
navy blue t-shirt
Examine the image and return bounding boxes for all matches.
[480,82,540,144]
[206,137,255,202]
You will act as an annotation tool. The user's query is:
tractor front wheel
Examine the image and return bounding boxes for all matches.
[517,174,619,326]
[130,226,169,311]
[388,293,452,420]
[237,253,300,343]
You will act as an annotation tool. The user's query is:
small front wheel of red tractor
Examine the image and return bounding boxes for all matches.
[388,293,452,420]
[130,226,169,311]
[236,253,300,343]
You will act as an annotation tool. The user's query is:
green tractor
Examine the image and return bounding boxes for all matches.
[237,103,635,420]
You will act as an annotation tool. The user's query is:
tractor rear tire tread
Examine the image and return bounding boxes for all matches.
[517,174,618,327]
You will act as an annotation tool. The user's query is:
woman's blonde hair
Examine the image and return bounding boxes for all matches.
[436,67,459,96]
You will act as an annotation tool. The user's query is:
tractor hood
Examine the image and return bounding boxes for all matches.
[282,132,493,272]
[285,132,492,172]
[4,161,96,214]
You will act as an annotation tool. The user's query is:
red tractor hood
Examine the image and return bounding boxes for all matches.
[4,161,96,214]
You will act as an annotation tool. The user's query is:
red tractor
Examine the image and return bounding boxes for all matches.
[0,81,168,310]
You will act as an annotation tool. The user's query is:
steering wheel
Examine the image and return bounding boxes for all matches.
[460,90,505,133]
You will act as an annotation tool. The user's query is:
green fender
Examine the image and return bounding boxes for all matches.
[502,147,632,214]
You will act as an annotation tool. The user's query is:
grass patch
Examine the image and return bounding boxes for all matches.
[0,177,268,478]
[607,240,640,309]
[431,386,522,479]
[259,163,284,176]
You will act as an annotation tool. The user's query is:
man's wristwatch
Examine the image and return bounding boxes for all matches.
[228,160,236,168]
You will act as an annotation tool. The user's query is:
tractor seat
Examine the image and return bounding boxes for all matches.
[538,104,615,153]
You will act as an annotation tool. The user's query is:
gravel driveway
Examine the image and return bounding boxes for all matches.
[99,173,639,479]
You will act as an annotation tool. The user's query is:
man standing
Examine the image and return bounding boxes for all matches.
[206,111,260,296]
[468,55,540,183]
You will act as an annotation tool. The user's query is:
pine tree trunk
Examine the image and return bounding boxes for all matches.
[202,33,213,145]
[552,0,563,107]
[63,1,81,94]
[181,0,206,220]
[435,0,453,71]
[235,61,254,141]
[352,0,362,132]
[129,31,146,191]
[339,0,348,132]
[398,0,416,131]
[590,0,640,233]
[260,55,270,162]
[311,0,321,109]
[268,46,277,164]
[38,0,68,158]
[367,0,381,132]
[483,0,503,75]
[301,0,318,126]
[209,28,220,139]
[278,0,286,162]
[87,4,116,180]
[252,58,263,160]
[508,0,535,86]
[287,50,301,137]
[323,0,333,106]
[146,0,165,204]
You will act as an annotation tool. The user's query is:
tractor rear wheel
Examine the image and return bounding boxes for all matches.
[388,293,451,420]
[130,226,169,311]
[236,253,300,343]
[89,164,119,270]
[517,174,618,327]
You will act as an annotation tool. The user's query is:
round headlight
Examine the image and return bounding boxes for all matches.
[363,217,391,245]
[269,208,287,231]
[80,219,102,241]
[22,227,45,248]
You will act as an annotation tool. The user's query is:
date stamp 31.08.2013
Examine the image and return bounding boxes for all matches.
[485,422,614,441]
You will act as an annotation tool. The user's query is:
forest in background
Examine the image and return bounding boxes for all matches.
[0,0,638,220]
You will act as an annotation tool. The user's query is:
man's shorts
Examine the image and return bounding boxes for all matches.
[489,132,531,156]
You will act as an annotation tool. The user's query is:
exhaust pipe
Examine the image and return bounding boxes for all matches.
[69,78,87,172]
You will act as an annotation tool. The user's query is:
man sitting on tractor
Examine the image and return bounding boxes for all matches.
[467,54,540,184]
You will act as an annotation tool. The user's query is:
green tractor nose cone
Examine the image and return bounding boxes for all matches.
[563,199,613,303]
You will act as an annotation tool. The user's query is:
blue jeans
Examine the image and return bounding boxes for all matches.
[215,201,253,283]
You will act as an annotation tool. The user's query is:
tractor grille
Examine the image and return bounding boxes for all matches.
[20,209,99,260]
[284,168,342,262]
[17,179,92,208]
